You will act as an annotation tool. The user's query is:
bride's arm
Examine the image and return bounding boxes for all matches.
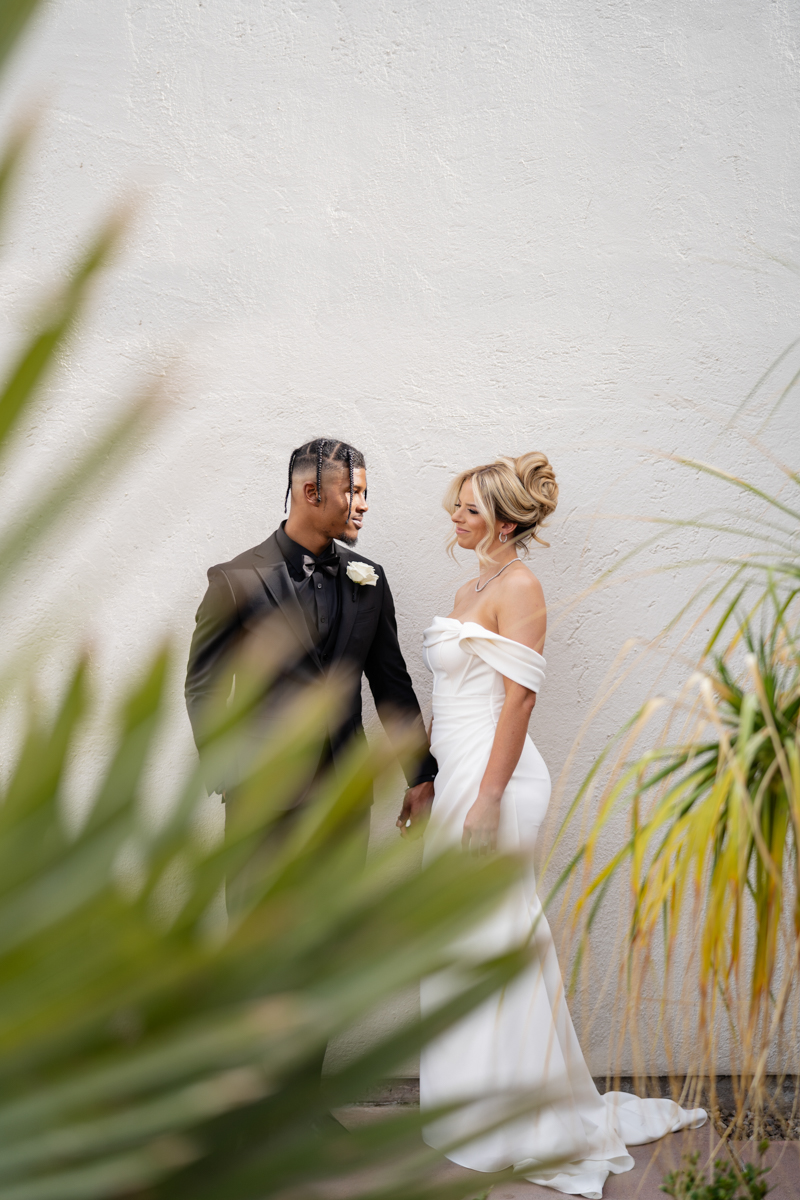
[462,571,546,854]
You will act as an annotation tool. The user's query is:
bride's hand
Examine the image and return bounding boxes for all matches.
[462,793,501,855]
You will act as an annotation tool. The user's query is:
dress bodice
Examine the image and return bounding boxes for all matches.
[422,616,546,698]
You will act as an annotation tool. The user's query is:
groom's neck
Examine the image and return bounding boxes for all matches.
[283,513,333,557]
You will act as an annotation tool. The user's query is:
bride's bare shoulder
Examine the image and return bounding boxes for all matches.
[499,562,545,603]
[495,564,547,649]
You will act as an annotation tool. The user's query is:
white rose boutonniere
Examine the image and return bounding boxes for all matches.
[346,561,379,586]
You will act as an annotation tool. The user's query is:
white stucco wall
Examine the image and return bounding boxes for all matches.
[0,0,798,1074]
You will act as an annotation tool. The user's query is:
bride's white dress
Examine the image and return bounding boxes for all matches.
[419,617,706,1199]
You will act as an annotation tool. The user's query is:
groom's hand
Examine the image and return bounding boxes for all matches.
[396,781,434,840]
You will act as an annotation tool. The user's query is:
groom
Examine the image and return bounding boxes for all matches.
[184,437,436,831]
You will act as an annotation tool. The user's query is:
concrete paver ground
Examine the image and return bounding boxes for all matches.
[335,1106,800,1199]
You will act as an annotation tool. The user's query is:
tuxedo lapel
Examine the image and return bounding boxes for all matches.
[253,545,322,670]
[331,547,361,661]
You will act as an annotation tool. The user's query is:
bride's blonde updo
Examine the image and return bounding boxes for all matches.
[444,452,558,566]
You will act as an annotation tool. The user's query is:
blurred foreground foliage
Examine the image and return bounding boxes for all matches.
[0,11,540,1197]
[0,633,533,1200]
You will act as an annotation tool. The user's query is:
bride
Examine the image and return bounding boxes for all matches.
[402,453,705,1199]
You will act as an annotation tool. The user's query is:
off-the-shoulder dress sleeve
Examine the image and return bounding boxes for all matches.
[457,621,546,692]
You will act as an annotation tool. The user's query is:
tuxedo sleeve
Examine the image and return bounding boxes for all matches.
[363,574,438,788]
[185,567,241,794]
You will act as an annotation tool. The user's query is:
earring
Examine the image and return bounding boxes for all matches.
[499,532,508,543]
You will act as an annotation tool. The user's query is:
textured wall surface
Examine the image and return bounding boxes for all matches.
[0,0,798,1074]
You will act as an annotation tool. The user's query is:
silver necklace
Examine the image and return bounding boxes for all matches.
[475,559,519,593]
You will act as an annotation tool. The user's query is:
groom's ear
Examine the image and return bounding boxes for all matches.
[299,478,321,506]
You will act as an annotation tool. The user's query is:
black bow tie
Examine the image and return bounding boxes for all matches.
[302,549,340,578]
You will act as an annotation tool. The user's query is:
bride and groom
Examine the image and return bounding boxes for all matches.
[184,436,705,1200]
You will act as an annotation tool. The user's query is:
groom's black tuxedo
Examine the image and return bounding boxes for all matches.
[185,526,437,798]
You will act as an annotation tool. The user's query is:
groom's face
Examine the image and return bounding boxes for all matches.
[332,466,368,546]
[294,465,368,545]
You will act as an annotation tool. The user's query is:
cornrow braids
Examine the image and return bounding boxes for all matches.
[284,437,367,515]
[283,449,298,512]
[316,440,325,505]
[346,448,354,519]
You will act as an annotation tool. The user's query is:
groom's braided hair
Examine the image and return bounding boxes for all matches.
[284,438,366,518]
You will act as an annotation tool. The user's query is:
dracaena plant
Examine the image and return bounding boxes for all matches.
[547,376,800,1120]
[565,600,798,1042]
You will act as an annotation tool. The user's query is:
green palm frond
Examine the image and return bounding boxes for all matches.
[0,0,47,76]
[0,648,535,1199]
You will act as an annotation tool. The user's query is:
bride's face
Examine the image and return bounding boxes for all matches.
[451,479,489,550]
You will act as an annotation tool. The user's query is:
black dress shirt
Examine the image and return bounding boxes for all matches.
[275,522,341,663]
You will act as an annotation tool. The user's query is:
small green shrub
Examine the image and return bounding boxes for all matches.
[661,1145,772,1200]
